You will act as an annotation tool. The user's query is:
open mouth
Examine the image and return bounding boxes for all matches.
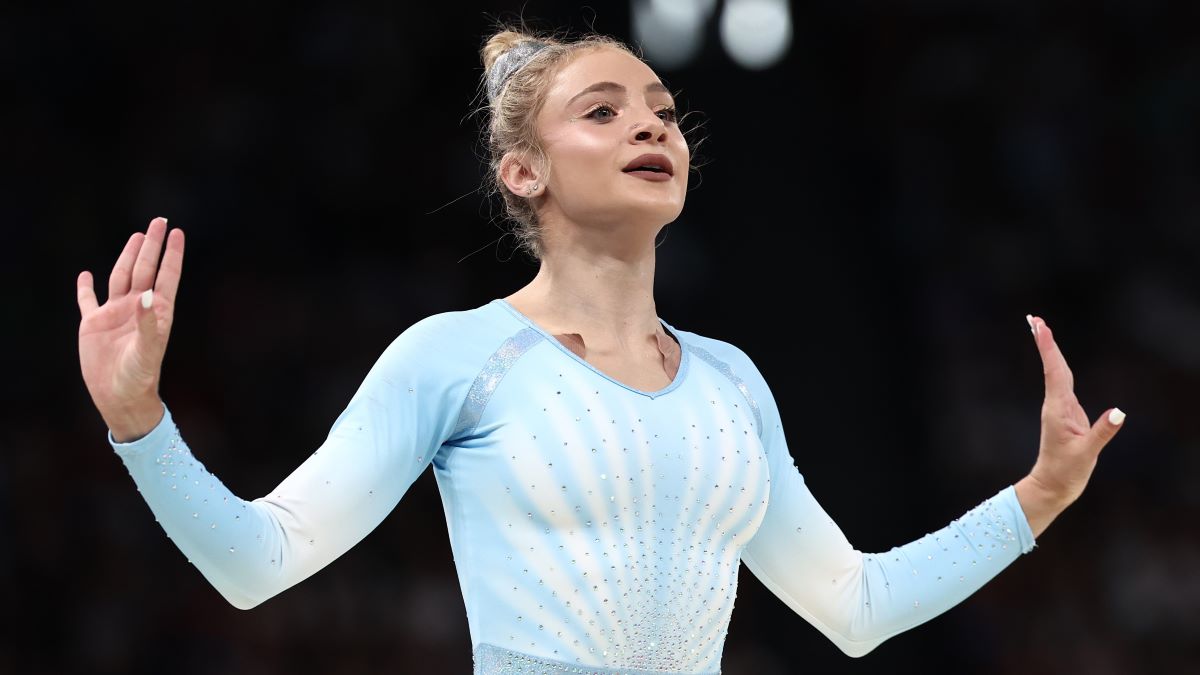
[622,154,674,181]
[623,168,673,181]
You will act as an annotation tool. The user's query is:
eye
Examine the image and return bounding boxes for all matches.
[584,103,617,121]
[656,107,678,124]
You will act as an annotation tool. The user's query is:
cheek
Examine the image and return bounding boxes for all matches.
[549,133,618,186]
[672,133,690,166]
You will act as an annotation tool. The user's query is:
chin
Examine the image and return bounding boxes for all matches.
[566,192,685,229]
[621,191,684,222]
[640,201,685,227]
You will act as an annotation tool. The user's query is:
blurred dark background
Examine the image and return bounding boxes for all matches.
[4,0,1199,673]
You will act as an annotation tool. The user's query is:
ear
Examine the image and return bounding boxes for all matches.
[499,151,544,198]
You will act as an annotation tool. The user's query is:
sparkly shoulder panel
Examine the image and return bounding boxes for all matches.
[684,345,763,437]
[452,327,544,439]
[474,643,720,675]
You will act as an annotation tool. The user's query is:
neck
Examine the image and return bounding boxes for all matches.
[505,231,661,350]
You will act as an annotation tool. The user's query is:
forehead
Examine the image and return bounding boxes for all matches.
[545,48,664,104]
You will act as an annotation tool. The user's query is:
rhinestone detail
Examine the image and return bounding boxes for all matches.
[474,643,719,675]
[685,346,762,436]
[454,327,543,438]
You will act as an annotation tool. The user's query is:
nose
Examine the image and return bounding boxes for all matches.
[630,107,668,143]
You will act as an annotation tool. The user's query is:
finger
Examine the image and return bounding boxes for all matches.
[1029,315,1074,400]
[108,232,145,300]
[135,288,159,349]
[77,271,99,316]
[1088,407,1126,450]
[130,217,169,292]
[154,228,185,306]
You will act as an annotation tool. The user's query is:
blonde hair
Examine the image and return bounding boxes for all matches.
[479,27,639,261]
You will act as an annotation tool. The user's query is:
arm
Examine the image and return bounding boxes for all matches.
[738,315,1123,656]
[739,383,1036,657]
[741,449,1036,656]
[78,220,481,610]
[109,316,465,610]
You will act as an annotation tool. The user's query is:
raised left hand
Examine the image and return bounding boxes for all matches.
[1024,315,1124,508]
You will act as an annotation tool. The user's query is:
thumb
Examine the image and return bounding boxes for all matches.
[1089,407,1126,449]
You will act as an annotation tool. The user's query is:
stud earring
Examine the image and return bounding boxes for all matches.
[526,183,538,196]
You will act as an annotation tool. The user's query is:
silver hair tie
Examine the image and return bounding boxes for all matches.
[486,40,549,104]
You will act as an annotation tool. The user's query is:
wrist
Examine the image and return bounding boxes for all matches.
[104,397,166,443]
[1014,473,1073,539]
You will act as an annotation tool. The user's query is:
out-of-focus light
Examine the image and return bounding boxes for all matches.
[719,0,792,70]
[632,0,706,70]
[651,0,717,21]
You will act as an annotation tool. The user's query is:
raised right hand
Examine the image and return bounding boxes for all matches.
[77,217,185,441]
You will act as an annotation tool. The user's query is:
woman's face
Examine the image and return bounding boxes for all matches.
[530,47,689,234]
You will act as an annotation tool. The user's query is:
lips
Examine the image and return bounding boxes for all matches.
[622,153,674,177]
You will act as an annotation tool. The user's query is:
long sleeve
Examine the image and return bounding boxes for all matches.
[736,353,1038,657]
[108,314,474,610]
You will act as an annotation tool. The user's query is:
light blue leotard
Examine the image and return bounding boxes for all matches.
[109,298,1037,674]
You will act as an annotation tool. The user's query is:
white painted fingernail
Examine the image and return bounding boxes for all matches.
[1026,314,1036,335]
[1108,408,1125,425]
[158,216,169,224]
[141,289,153,309]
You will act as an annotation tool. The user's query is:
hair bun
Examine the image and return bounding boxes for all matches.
[482,30,555,105]
[481,30,539,73]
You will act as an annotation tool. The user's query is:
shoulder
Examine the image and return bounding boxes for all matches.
[392,304,497,342]
[672,325,765,382]
[374,300,534,378]
[392,299,521,343]
[672,324,783,438]
[673,323,779,404]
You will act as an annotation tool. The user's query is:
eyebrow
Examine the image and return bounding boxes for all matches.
[566,81,673,107]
